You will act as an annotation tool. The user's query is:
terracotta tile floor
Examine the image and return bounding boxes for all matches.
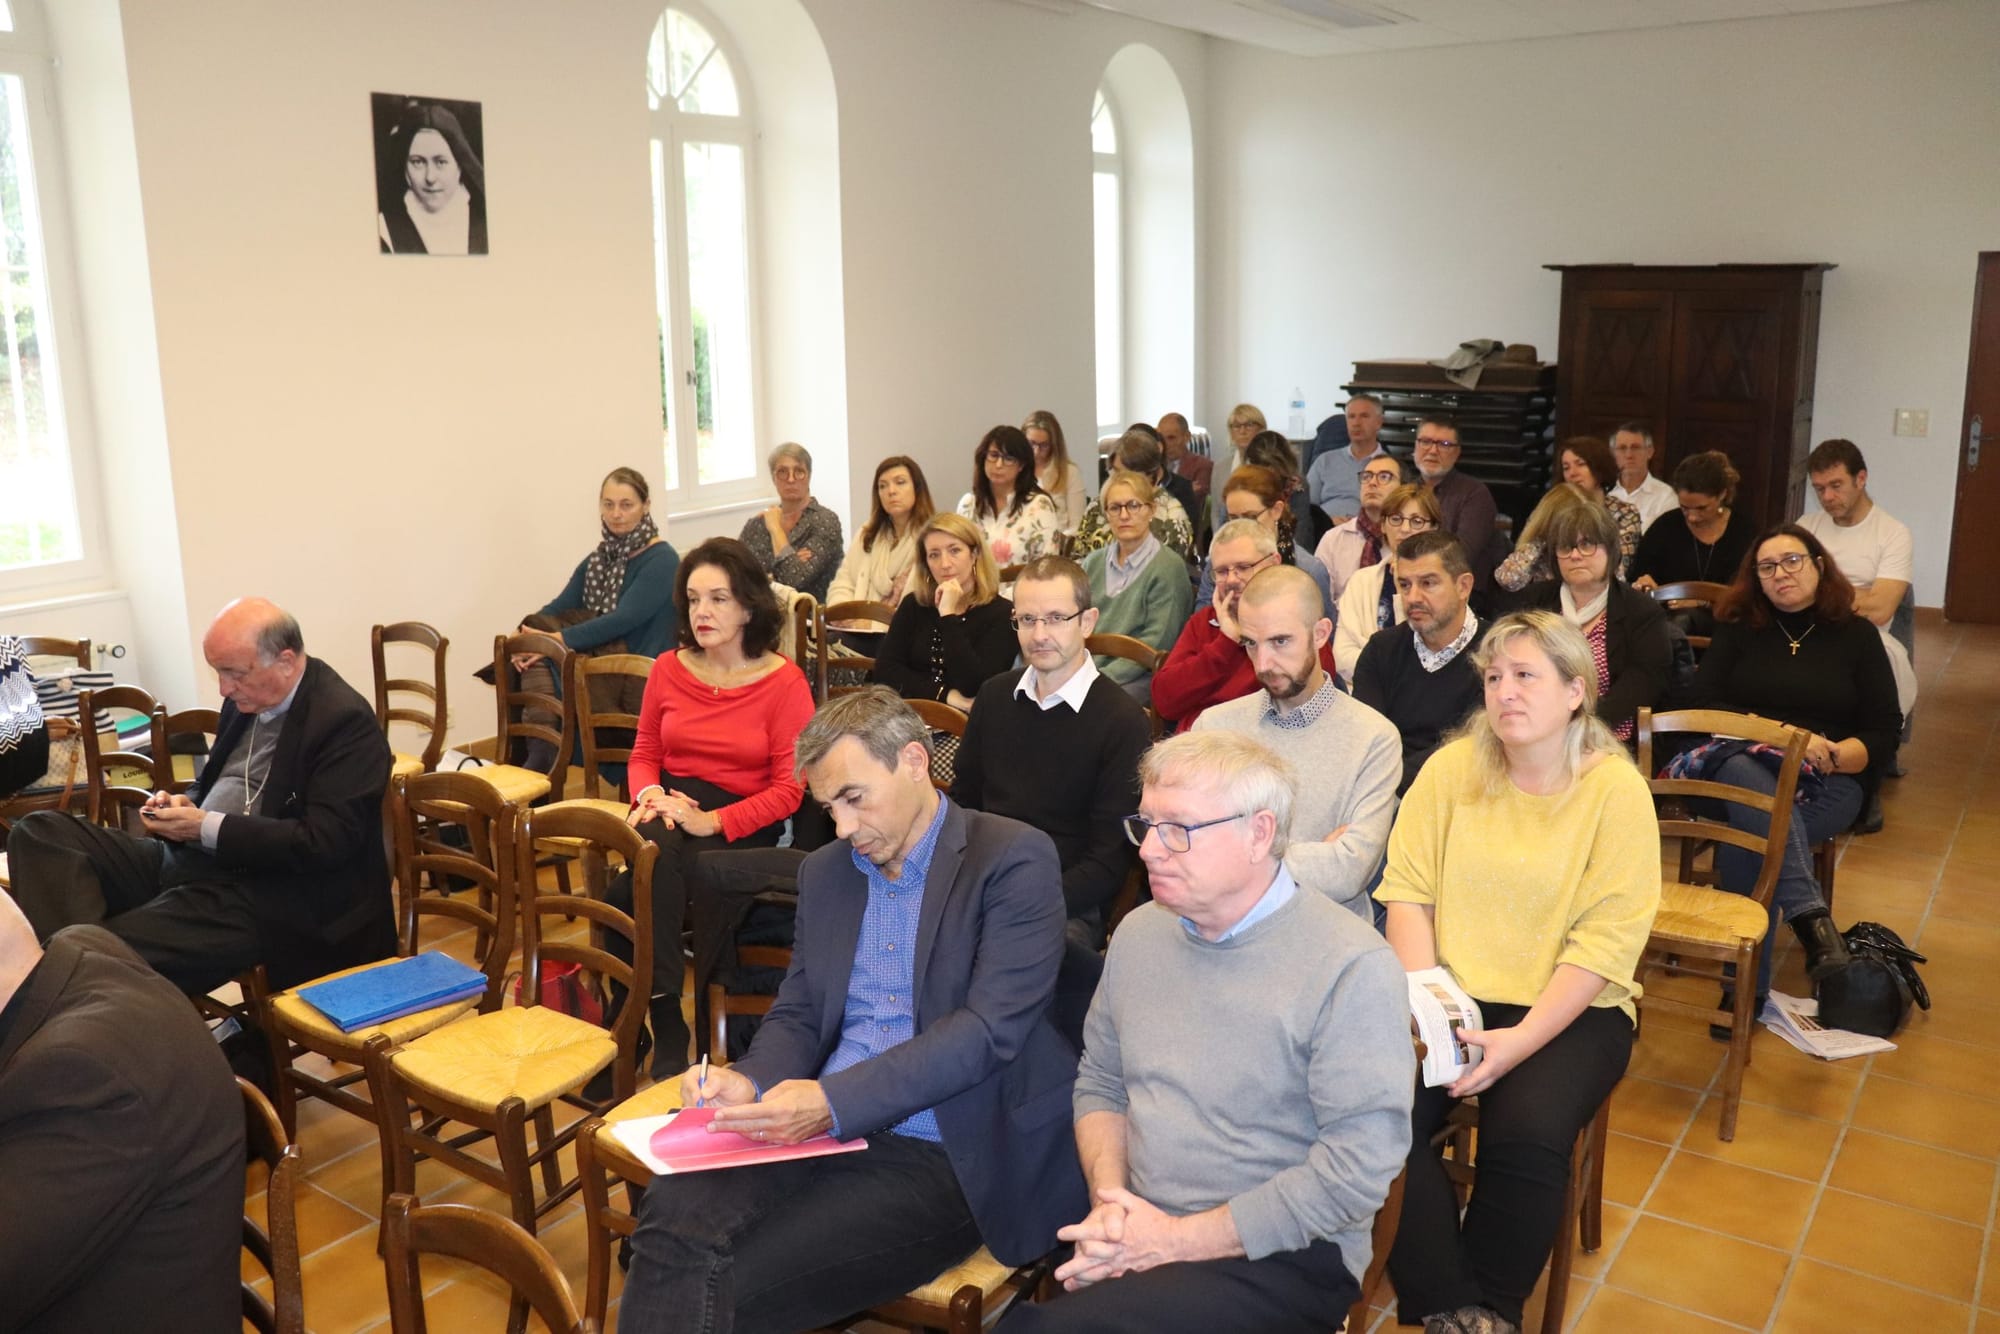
[260,616,2000,1333]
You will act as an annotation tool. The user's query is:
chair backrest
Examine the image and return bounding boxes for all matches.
[905,697,968,791]
[518,804,658,1106]
[154,706,222,794]
[492,631,572,791]
[814,600,897,701]
[1649,581,1730,607]
[17,635,90,668]
[373,622,450,772]
[1086,633,1169,738]
[239,1077,305,1334]
[570,653,654,801]
[390,771,522,1000]
[1636,707,1807,908]
[998,562,1025,585]
[75,686,159,824]
[382,1194,596,1334]
[710,943,793,1058]
[786,592,816,674]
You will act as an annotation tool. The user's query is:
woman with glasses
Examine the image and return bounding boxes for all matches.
[956,425,1062,570]
[1378,612,1659,1334]
[1081,472,1195,703]
[1192,465,1332,615]
[872,513,1017,712]
[1492,484,1596,593]
[1502,502,1673,740]
[1686,523,1897,995]
[1629,450,1754,595]
[1023,409,1091,536]
[737,442,844,602]
[1333,483,1443,684]
[1218,401,1267,487]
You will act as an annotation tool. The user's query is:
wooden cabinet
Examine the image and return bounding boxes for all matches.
[1547,263,1832,531]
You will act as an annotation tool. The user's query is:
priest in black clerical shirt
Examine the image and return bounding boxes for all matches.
[953,555,1153,951]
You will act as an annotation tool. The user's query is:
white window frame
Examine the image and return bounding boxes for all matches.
[649,2,766,518]
[0,0,107,601]
[1091,87,1123,439]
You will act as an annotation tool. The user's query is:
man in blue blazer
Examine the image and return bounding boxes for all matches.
[619,687,1087,1334]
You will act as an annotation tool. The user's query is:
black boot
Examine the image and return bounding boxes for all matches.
[1791,910,1852,981]
[648,994,692,1082]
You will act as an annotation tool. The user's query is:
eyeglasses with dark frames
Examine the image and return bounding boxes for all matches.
[1754,552,1814,579]
[1122,812,1245,853]
[1011,609,1087,631]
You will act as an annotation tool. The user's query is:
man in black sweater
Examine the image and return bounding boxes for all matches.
[955,556,1152,950]
[1350,532,1488,795]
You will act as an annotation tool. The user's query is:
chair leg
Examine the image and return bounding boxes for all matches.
[362,1036,417,1244]
[532,1102,562,1199]
[1581,1101,1609,1253]
[948,1283,983,1334]
[1716,942,1761,1142]
[496,1099,540,1235]
[576,1124,614,1329]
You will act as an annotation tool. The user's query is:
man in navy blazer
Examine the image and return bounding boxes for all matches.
[619,687,1087,1334]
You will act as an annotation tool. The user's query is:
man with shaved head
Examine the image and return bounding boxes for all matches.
[1188,566,1402,919]
[5,597,394,994]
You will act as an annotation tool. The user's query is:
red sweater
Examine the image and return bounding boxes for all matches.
[628,651,815,842]
[1151,611,1337,731]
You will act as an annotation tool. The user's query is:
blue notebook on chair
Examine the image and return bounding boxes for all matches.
[297,952,489,1031]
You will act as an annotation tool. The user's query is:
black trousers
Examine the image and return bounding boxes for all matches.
[617,1131,981,1334]
[999,1238,1357,1334]
[1388,1002,1633,1325]
[603,775,786,1026]
[5,810,264,995]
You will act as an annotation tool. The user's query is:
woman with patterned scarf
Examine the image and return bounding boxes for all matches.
[507,467,680,774]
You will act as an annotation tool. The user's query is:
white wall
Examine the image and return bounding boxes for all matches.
[1206,0,2000,602]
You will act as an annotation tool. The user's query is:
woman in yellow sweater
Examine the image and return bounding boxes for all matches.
[1376,611,1660,1334]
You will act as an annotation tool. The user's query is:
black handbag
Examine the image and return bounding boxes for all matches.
[1817,920,1929,1038]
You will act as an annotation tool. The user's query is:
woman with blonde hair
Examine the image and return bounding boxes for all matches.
[1333,482,1444,683]
[1378,611,1659,1334]
[1081,471,1194,701]
[872,512,1017,711]
[1024,409,1090,534]
[1492,482,1596,593]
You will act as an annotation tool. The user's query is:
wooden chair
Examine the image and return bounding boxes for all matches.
[239,1077,305,1334]
[1086,632,1169,737]
[154,706,221,794]
[707,942,793,1059]
[259,771,520,1141]
[788,592,817,677]
[0,636,93,832]
[575,1092,1049,1334]
[365,805,656,1235]
[74,686,158,825]
[373,622,450,781]
[537,653,654,894]
[907,696,969,790]
[1648,580,1731,652]
[815,599,896,700]
[1343,1170,1407,1334]
[472,631,573,806]
[1636,707,1806,1141]
[382,1193,596,1334]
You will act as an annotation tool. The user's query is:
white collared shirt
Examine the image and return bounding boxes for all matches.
[1612,473,1677,532]
[1013,653,1101,713]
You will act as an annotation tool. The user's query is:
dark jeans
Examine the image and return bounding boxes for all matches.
[618,1131,981,1334]
[5,810,264,995]
[1707,754,1864,996]
[1389,1002,1632,1326]
[1000,1238,1357,1334]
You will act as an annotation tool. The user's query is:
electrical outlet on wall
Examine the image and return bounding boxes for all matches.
[1893,408,1929,437]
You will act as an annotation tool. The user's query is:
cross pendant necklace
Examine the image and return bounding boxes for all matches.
[1776,616,1816,656]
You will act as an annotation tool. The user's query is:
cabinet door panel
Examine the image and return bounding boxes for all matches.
[1570,289,1675,417]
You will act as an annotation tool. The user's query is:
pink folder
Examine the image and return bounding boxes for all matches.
[646,1106,868,1174]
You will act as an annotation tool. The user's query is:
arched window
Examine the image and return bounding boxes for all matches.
[0,0,97,593]
[1091,87,1121,436]
[649,6,759,501]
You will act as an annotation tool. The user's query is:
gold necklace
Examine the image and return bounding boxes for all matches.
[1775,614,1817,656]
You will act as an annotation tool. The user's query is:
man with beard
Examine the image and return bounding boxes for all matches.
[1189,566,1401,919]
[1350,530,1487,796]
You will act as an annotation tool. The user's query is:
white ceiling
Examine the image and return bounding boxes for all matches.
[1057,0,1923,57]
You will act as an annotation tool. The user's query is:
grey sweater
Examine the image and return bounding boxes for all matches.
[1073,885,1414,1278]
[1190,684,1404,917]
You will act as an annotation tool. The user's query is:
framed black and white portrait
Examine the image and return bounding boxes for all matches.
[371,92,487,256]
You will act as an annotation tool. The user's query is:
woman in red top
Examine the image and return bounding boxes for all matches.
[611,537,815,1078]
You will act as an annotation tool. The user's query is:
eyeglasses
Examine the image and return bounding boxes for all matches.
[1122,812,1244,853]
[1212,553,1278,581]
[1414,436,1458,450]
[1755,552,1814,579]
[1558,538,1602,557]
[772,466,810,482]
[1360,469,1401,485]
[1104,500,1150,517]
[983,451,1020,466]
[1383,514,1434,531]
[1011,609,1086,631]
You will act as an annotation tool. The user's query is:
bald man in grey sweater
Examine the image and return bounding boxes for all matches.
[1002,731,1412,1334]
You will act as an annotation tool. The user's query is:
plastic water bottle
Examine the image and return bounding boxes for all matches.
[1288,388,1307,439]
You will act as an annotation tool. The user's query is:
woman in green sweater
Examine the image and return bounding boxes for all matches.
[1082,470,1194,705]
[1376,611,1660,1334]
